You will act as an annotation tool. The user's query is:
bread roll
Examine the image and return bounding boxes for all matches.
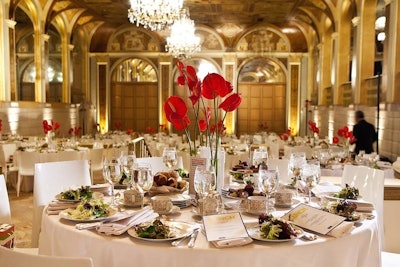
[167,177,178,188]
[154,173,168,186]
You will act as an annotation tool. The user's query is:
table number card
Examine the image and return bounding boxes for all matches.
[189,157,207,194]
[202,212,249,241]
[282,203,346,235]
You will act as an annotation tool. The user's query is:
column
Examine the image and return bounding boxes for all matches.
[351,3,376,104]
[223,53,237,134]
[34,33,49,102]
[319,31,333,106]
[61,41,74,103]
[0,19,16,101]
[158,55,173,130]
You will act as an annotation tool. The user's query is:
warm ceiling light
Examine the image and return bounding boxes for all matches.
[128,0,183,31]
[377,32,386,42]
[165,9,201,58]
[375,16,386,31]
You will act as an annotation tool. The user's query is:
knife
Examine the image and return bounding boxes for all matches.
[187,228,199,248]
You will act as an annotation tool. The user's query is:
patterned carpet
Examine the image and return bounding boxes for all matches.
[7,185,33,248]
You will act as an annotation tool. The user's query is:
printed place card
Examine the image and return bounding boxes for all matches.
[202,212,249,242]
[281,203,346,235]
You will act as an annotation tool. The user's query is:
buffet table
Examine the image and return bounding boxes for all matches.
[38,200,380,267]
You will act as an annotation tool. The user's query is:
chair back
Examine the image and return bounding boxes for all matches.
[88,148,104,183]
[342,164,385,249]
[136,157,165,174]
[31,160,92,247]
[0,174,11,224]
[267,158,290,185]
[0,246,94,267]
[0,144,17,174]
[17,151,40,176]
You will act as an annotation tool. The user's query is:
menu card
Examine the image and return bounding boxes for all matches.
[189,157,207,194]
[202,212,248,241]
[281,203,345,235]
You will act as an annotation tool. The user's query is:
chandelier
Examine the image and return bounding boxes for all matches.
[166,9,201,58]
[128,0,183,31]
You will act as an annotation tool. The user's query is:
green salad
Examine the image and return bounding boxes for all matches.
[333,184,359,200]
[135,219,172,239]
[67,198,112,220]
[59,186,93,201]
[258,214,299,240]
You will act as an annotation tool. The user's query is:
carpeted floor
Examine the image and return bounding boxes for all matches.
[7,185,33,248]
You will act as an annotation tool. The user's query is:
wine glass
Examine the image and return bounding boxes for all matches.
[244,134,253,162]
[194,166,216,215]
[120,152,137,187]
[103,161,123,206]
[132,163,154,208]
[301,160,321,203]
[162,147,178,170]
[252,148,268,167]
[258,168,279,214]
[288,152,307,196]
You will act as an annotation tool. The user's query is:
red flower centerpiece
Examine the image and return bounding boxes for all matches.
[333,126,356,146]
[68,126,81,137]
[164,60,242,186]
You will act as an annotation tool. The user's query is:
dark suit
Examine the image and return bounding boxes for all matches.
[353,119,377,154]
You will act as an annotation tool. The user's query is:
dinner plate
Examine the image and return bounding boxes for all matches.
[59,208,118,222]
[127,221,195,242]
[55,191,104,203]
[245,223,303,242]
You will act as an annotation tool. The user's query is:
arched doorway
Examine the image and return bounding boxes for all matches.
[237,57,287,136]
[110,57,158,132]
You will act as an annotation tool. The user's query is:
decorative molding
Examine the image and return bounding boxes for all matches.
[41,34,50,42]
[351,17,360,27]
[5,19,17,29]
[331,32,338,39]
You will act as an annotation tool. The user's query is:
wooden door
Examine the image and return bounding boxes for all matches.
[111,82,158,132]
[237,83,286,136]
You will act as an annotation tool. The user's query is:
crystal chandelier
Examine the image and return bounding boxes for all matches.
[166,9,201,58]
[128,0,183,31]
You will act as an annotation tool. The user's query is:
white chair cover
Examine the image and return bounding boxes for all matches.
[89,148,104,184]
[0,174,11,224]
[32,160,92,247]
[136,157,166,174]
[16,151,40,197]
[342,165,385,250]
[0,246,94,267]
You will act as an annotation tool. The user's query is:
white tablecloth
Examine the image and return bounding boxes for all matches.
[39,202,380,267]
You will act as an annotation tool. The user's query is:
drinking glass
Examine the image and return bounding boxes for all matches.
[194,166,216,215]
[132,163,154,208]
[252,148,268,167]
[288,152,307,196]
[162,147,178,170]
[244,134,253,162]
[301,161,320,203]
[103,161,123,206]
[120,152,137,186]
[258,168,279,213]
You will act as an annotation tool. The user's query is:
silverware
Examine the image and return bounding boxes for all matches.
[187,228,200,248]
[171,235,191,247]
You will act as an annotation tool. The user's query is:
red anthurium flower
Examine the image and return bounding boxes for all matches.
[345,131,353,139]
[219,93,242,112]
[188,81,202,105]
[333,136,339,144]
[342,126,349,133]
[202,73,232,99]
[68,128,73,135]
[280,133,289,141]
[337,128,344,137]
[126,129,133,135]
[164,96,188,121]
[198,119,207,132]
[53,122,60,131]
[170,115,190,131]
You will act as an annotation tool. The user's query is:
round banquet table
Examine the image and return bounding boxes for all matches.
[38,200,381,267]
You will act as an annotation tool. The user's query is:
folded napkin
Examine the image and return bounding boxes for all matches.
[46,201,78,215]
[96,206,159,235]
[327,221,355,238]
[354,201,374,212]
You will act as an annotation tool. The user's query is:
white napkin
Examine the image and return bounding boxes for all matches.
[46,201,78,215]
[96,206,159,235]
[327,221,355,238]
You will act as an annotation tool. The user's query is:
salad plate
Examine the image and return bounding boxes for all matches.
[245,222,304,242]
[127,221,195,242]
[59,208,117,222]
[55,191,103,203]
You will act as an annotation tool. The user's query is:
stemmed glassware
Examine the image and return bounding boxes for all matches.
[258,167,279,213]
[194,166,216,215]
[103,161,123,206]
[244,134,253,162]
[252,147,268,167]
[162,147,178,170]
[132,162,154,208]
[301,160,321,203]
[288,152,307,196]
[120,152,137,187]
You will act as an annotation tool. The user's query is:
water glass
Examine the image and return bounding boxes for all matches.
[103,161,123,206]
[258,168,279,213]
[162,147,178,170]
[132,162,153,208]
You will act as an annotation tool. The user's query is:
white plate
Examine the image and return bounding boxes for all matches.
[152,205,180,215]
[59,208,117,222]
[245,222,303,242]
[55,191,104,203]
[274,199,301,209]
[127,221,195,242]
[377,161,391,168]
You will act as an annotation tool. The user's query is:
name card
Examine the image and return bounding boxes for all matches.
[202,212,248,242]
[282,203,345,235]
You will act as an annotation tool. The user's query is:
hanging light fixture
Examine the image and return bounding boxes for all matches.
[128,0,183,31]
[165,9,201,58]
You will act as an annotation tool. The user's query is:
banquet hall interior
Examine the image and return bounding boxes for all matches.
[1,0,400,266]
